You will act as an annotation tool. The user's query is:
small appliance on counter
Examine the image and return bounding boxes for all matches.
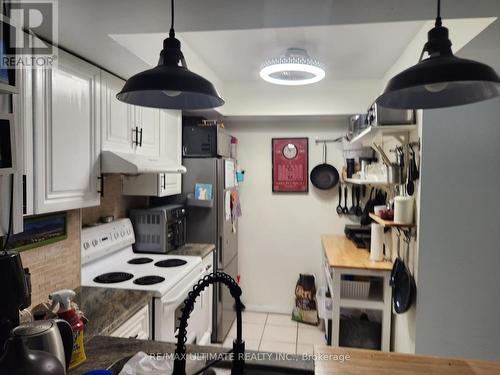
[10,319,73,373]
[344,225,371,249]
[0,251,31,356]
[130,204,186,254]
[0,336,65,375]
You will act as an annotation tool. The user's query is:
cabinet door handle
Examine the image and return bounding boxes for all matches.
[139,127,143,147]
[161,174,166,190]
[132,127,138,146]
[97,175,104,196]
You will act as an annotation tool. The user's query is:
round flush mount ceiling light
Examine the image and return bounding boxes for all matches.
[260,48,325,86]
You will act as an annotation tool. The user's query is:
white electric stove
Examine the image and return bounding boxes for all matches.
[81,219,211,344]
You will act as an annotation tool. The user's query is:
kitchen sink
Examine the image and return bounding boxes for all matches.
[107,353,314,374]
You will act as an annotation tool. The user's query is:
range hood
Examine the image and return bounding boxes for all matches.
[101,151,186,174]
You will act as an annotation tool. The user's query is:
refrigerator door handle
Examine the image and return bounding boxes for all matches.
[218,235,223,265]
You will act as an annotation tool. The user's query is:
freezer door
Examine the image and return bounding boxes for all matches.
[182,158,218,246]
[212,254,237,343]
[217,158,238,269]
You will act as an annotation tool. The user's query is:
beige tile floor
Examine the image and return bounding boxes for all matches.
[210,312,326,355]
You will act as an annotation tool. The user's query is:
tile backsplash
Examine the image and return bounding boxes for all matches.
[82,174,147,226]
[18,175,148,308]
[20,209,81,307]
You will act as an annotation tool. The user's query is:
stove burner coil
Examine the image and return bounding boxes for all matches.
[93,272,134,284]
[133,275,166,285]
[155,259,188,268]
[127,257,154,264]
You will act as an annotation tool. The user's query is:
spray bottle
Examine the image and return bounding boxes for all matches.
[49,289,86,370]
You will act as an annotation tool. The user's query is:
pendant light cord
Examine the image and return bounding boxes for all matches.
[436,0,442,26]
[169,0,175,37]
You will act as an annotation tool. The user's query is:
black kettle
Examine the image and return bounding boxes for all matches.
[0,336,65,375]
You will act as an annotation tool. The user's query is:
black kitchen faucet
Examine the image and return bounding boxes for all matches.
[172,272,245,375]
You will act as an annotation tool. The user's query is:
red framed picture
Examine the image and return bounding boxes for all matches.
[272,138,308,193]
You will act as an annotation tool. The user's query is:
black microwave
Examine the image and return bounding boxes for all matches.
[182,118,231,158]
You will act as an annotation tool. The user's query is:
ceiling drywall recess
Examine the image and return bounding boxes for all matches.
[35,1,499,117]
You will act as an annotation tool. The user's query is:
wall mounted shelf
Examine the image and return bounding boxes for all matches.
[344,178,389,186]
[369,213,416,228]
[349,124,417,145]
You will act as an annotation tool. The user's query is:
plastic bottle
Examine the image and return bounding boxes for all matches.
[49,289,86,370]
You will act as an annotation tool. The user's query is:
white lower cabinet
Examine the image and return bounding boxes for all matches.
[31,49,101,213]
[122,109,182,197]
[110,305,150,340]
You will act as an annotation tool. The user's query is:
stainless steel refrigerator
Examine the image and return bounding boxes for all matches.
[182,157,238,343]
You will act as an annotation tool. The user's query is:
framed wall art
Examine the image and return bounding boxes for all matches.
[272,137,308,193]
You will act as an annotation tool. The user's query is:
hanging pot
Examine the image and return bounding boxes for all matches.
[392,233,416,314]
[310,143,339,190]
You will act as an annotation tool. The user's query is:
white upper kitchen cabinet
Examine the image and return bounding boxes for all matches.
[160,109,182,196]
[122,109,182,197]
[134,105,161,157]
[32,49,101,213]
[101,71,134,153]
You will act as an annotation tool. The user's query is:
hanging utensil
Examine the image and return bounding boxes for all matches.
[407,159,415,195]
[310,142,340,190]
[390,229,404,286]
[360,187,375,225]
[355,186,363,216]
[392,232,416,314]
[373,143,392,166]
[410,144,419,180]
[342,185,349,214]
[336,184,343,215]
[349,185,357,215]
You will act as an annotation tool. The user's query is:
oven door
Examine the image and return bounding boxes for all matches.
[153,264,204,343]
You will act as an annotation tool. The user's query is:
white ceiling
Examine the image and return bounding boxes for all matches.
[177,22,425,82]
[31,0,500,116]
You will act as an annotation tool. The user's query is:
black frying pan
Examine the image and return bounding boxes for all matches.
[310,143,339,190]
[392,233,416,314]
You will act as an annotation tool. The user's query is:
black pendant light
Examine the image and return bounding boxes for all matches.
[376,0,500,109]
[117,0,224,110]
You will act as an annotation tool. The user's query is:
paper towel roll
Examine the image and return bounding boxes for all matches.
[370,224,384,261]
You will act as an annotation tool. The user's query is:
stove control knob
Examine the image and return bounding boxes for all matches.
[83,242,90,250]
[92,239,98,247]
[114,232,119,239]
[120,231,125,237]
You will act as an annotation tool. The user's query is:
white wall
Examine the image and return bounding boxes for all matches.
[228,119,351,313]
[381,17,495,355]
[415,97,500,361]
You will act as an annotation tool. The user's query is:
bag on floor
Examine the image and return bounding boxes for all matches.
[292,273,319,325]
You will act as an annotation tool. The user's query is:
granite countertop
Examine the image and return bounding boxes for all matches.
[76,287,153,341]
[70,336,314,374]
[169,243,215,258]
